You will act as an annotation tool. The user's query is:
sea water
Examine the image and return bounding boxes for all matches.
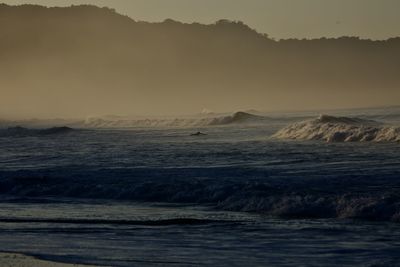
[0,115,399,266]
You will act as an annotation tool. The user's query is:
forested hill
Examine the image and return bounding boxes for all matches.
[1,4,399,116]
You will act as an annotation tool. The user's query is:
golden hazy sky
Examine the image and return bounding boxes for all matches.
[3,0,400,39]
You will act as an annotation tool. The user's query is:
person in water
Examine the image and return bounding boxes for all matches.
[191,131,207,136]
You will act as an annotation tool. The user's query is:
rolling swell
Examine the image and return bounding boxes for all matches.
[1,167,400,222]
[0,126,75,137]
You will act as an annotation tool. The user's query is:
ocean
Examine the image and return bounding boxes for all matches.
[0,109,399,266]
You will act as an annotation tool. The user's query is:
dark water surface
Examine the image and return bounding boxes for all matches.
[0,122,399,266]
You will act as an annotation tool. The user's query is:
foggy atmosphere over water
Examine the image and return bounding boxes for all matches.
[0,1,400,266]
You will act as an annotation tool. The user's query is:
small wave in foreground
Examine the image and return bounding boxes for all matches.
[0,217,223,226]
[1,174,400,222]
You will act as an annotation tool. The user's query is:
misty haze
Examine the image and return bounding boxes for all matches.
[1,4,400,118]
[0,1,399,267]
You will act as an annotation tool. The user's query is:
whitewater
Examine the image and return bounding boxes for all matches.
[274,114,400,142]
[0,107,400,266]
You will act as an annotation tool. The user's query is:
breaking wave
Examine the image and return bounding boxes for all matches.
[83,112,267,128]
[1,169,400,222]
[274,115,400,142]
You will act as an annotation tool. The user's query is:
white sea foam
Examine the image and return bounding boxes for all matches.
[83,111,266,128]
[274,115,400,142]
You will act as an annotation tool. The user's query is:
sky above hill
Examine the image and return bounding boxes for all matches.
[3,0,400,40]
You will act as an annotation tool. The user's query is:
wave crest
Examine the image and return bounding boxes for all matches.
[273,115,400,142]
[83,112,266,128]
